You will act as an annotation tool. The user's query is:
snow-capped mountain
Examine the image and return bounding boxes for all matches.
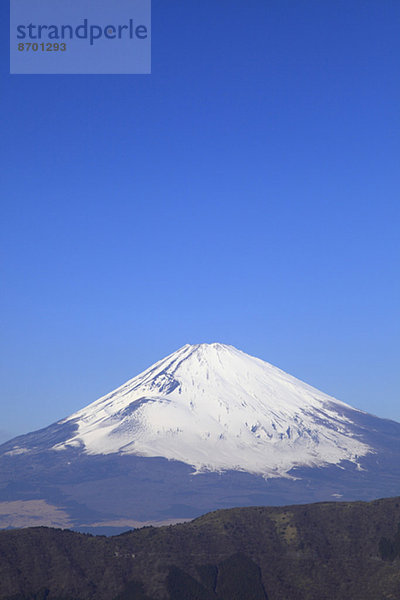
[1,343,399,531]
[53,343,370,477]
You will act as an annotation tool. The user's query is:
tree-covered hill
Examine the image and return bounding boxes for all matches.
[1,497,400,600]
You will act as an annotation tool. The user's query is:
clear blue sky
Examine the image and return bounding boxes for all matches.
[1,0,399,442]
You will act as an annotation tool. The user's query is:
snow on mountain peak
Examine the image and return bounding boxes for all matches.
[55,343,371,477]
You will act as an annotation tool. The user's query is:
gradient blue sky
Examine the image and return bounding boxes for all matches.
[1,0,399,442]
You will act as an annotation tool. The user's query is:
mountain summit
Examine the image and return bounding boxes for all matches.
[54,343,370,477]
[1,343,399,531]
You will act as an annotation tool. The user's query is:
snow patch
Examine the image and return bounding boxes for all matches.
[4,447,30,456]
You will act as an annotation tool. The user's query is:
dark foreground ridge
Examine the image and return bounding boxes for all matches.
[2,497,400,600]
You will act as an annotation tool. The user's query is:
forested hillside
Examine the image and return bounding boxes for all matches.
[1,497,400,600]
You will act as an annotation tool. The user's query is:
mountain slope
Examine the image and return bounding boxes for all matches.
[10,344,371,477]
[0,343,399,529]
[2,497,400,600]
